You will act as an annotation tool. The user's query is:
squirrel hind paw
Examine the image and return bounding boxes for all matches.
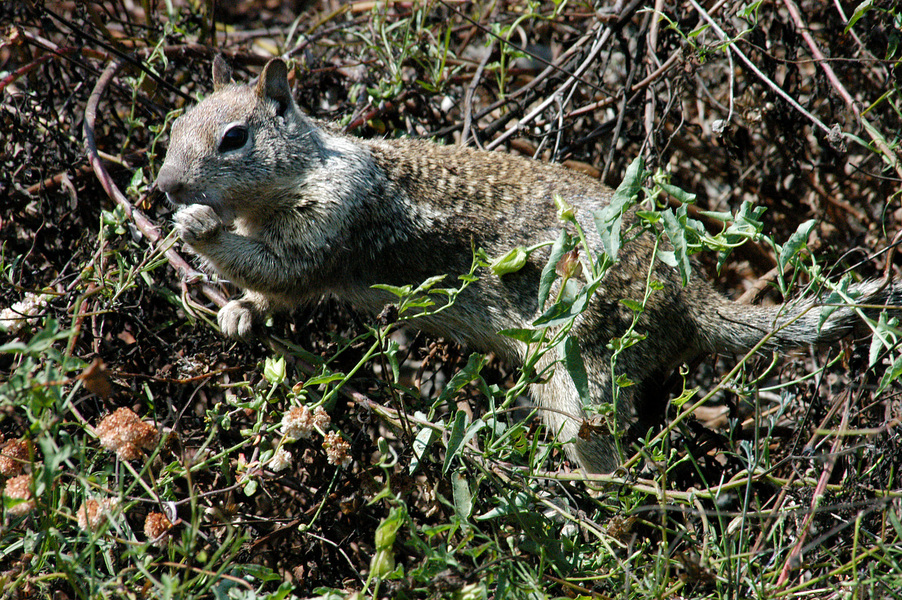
[218,298,263,340]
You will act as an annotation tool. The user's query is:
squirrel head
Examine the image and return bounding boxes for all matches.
[155,58,323,223]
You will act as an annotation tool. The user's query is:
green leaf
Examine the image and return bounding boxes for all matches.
[614,374,635,388]
[385,338,401,383]
[716,201,767,272]
[559,278,581,304]
[436,353,488,407]
[0,319,69,355]
[635,210,662,224]
[444,413,486,475]
[619,298,644,313]
[532,300,572,328]
[532,278,602,328]
[890,502,902,538]
[607,330,646,353]
[844,0,873,34]
[398,298,436,312]
[372,283,412,298]
[878,353,902,396]
[452,470,473,522]
[697,209,735,222]
[305,372,346,386]
[498,328,544,344]
[887,30,899,60]
[595,207,622,262]
[126,167,145,197]
[412,274,447,294]
[475,491,531,521]
[443,410,469,474]
[410,419,438,474]
[490,246,529,276]
[656,249,677,268]
[560,335,590,405]
[778,219,816,274]
[727,201,767,238]
[869,312,900,368]
[612,156,646,206]
[594,157,646,263]
[661,207,691,286]
[537,229,573,308]
[818,276,853,331]
[688,24,711,38]
[658,180,697,204]
[671,386,699,408]
[738,0,764,18]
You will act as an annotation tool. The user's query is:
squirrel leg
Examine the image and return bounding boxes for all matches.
[173,206,277,339]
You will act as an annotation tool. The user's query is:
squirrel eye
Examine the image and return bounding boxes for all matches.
[219,125,249,153]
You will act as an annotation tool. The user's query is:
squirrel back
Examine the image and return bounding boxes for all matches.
[156,58,900,473]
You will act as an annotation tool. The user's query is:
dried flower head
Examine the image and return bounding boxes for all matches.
[555,248,583,280]
[282,406,314,440]
[144,512,173,547]
[269,447,292,472]
[4,474,35,516]
[312,407,331,430]
[0,439,31,477]
[323,431,351,468]
[95,408,159,461]
[77,497,120,532]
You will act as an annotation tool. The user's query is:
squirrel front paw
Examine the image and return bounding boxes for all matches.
[218,298,262,339]
[175,204,222,245]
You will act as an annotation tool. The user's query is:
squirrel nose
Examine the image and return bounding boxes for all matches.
[154,166,184,197]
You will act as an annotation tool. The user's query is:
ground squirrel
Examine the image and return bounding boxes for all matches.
[155,58,898,474]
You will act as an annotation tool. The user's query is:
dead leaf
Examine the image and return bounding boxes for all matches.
[78,358,112,398]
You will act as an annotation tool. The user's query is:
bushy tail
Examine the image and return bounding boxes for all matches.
[700,280,902,355]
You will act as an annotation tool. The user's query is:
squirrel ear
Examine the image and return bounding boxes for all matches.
[256,59,292,117]
[212,55,233,91]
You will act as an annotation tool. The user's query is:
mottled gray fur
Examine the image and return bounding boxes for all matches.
[155,58,898,473]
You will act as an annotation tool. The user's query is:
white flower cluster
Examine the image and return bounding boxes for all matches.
[273,405,349,470]
[0,292,51,334]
